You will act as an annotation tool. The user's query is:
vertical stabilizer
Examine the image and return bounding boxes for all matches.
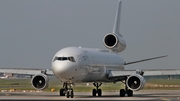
[103,0,126,52]
[112,0,122,37]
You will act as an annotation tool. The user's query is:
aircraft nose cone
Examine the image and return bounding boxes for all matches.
[52,62,76,79]
[52,62,70,74]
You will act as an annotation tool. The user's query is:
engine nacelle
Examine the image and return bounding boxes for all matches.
[126,74,146,91]
[31,74,49,90]
[103,33,126,52]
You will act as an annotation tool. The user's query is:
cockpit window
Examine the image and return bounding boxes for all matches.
[57,57,61,60]
[68,57,75,62]
[53,57,58,62]
[53,56,75,62]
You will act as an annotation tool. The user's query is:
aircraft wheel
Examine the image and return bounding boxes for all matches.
[66,91,70,98]
[97,89,102,96]
[120,89,125,97]
[59,88,65,96]
[92,89,97,96]
[127,90,133,97]
[70,89,74,98]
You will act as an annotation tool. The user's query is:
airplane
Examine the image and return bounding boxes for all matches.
[1,0,180,98]
[0,75,8,79]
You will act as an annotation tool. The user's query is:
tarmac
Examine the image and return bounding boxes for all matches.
[0,90,180,101]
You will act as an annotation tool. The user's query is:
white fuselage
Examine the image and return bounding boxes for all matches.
[51,47,125,83]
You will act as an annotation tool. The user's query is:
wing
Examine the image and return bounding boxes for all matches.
[124,55,168,65]
[108,69,180,78]
[108,55,177,78]
[0,68,54,76]
[143,69,180,76]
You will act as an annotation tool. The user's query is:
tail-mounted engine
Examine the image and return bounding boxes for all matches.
[126,74,146,91]
[31,74,49,90]
[103,33,126,52]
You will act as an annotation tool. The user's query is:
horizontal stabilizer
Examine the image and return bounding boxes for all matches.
[124,55,168,65]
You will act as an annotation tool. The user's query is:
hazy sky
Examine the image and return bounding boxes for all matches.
[0,0,180,70]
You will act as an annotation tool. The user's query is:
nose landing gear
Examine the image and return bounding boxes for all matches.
[59,82,74,98]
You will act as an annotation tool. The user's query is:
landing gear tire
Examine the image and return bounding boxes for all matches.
[66,91,70,98]
[70,89,74,98]
[61,82,74,98]
[92,82,102,97]
[92,89,96,96]
[59,89,65,96]
[120,89,125,97]
[119,89,133,97]
[127,90,133,97]
[66,89,74,98]
[119,80,134,97]
[97,89,102,97]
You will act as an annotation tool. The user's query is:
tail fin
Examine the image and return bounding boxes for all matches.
[112,0,122,37]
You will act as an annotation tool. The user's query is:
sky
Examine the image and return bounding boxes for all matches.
[0,0,180,70]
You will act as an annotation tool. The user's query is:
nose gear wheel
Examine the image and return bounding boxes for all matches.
[59,82,74,98]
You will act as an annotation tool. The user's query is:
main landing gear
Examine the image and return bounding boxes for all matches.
[119,81,133,97]
[59,81,133,98]
[92,82,102,97]
[59,82,74,98]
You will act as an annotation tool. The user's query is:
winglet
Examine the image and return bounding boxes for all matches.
[112,0,122,36]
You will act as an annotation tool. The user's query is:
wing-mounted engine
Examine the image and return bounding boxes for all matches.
[31,74,49,90]
[126,74,146,91]
[103,33,126,52]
